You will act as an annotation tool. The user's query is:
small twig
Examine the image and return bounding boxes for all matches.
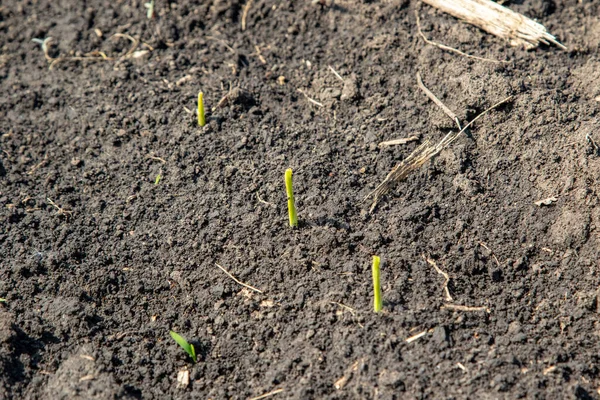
[215,263,263,293]
[47,198,73,219]
[424,255,453,302]
[256,192,276,208]
[328,65,344,81]
[330,301,357,316]
[478,241,501,266]
[206,36,236,54]
[241,0,254,31]
[405,330,428,343]
[248,388,284,400]
[112,33,140,58]
[441,304,490,313]
[27,154,48,175]
[378,136,419,147]
[253,45,267,64]
[334,360,362,390]
[456,363,469,373]
[146,154,166,164]
[214,83,234,110]
[416,72,462,129]
[297,89,324,108]
[36,34,140,70]
[415,10,504,64]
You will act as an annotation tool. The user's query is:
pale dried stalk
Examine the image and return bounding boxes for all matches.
[422,0,566,50]
[366,95,513,211]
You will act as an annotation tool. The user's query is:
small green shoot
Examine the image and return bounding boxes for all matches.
[0,299,5,303]
[154,174,161,185]
[285,168,298,228]
[372,256,382,313]
[144,0,156,19]
[169,331,197,363]
[198,91,205,127]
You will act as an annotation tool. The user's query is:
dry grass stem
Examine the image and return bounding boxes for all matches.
[328,65,344,81]
[241,0,253,31]
[442,304,490,313]
[416,72,462,129]
[215,263,263,293]
[422,0,566,50]
[256,192,276,207]
[378,136,419,147]
[47,198,73,219]
[40,34,139,70]
[425,255,453,302]
[478,241,501,266]
[27,154,48,175]
[206,36,236,54]
[248,388,284,400]
[366,95,512,211]
[415,10,504,64]
[297,89,324,108]
[330,301,357,316]
[334,360,361,390]
[146,154,166,164]
[405,330,428,343]
[457,362,469,373]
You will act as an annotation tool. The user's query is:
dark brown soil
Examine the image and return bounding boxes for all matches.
[2,0,600,398]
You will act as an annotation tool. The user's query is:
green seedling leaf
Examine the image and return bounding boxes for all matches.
[169,331,197,363]
[198,91,205,127]
[0,299,6,302]
[372,255,382,313]
[154,174,161,185]
[285,168,298,228]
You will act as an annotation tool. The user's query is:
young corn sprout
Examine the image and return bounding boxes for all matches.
[198,91,206,127]
[372,256,382,312]
[169,331,197,363]
[285,168,298,228]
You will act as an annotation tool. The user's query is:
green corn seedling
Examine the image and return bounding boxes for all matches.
[285,168,298,228]
[198,91,205,127]
[169,331,197,363]
[372,256,382,312]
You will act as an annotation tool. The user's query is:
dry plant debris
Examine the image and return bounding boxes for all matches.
[405,330,429,343]
[215,263,263,293]
[415,10,504,64]
[33,34,140,70]
[425,256,453,302]
[441,304,490,313]
[334,360,361,390]
[378,136,419,148]
[366,95,513,212]
[416,72,461,129]
[534,196,557,206]
[422,0,566,50]
[248,388,284,400]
